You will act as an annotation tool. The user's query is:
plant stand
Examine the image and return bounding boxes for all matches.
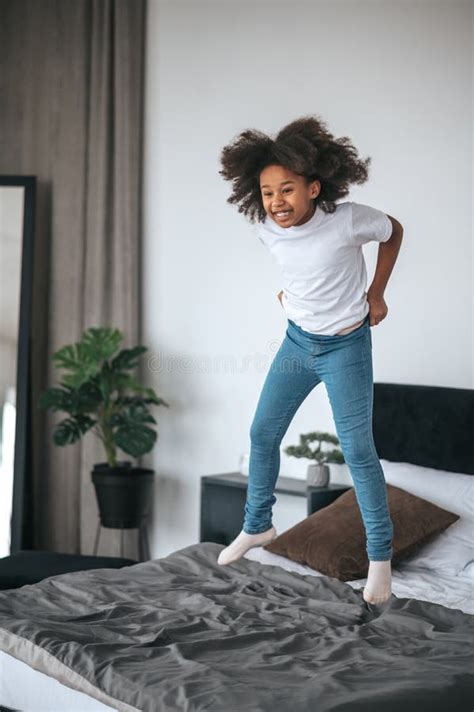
[93,519,150,562]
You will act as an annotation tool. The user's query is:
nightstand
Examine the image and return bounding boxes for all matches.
[200,472,351,545]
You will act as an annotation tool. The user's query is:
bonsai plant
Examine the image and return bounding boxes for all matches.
[38,326,169,529]
[284,431,345,486]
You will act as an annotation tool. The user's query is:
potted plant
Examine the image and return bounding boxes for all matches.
[38,327,169,529]
[283,431,345,486]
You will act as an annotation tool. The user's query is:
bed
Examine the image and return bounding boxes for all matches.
[0,382,473,712]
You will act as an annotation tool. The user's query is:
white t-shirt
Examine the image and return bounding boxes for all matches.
[254,201,393,335]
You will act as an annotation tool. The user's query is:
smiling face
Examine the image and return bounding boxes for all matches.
[259,164,321,227]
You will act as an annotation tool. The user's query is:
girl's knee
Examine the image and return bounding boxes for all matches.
[340,438,377,467]
[250,418,280,447]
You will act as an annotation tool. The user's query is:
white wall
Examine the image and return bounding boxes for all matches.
[143,0,473,558]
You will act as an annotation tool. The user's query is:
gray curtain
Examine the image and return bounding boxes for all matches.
[0,0,146,558]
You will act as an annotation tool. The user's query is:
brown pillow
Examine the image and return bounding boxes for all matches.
[263,484,460,581]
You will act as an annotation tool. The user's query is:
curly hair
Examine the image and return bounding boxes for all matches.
[218,114,371,223]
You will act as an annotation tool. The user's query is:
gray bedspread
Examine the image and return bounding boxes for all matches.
[0,542,473,712]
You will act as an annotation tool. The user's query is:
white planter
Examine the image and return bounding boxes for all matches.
[306,463,330,487]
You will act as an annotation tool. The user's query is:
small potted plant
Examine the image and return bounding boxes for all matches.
[38,327,169,529]
[283,431,345,486]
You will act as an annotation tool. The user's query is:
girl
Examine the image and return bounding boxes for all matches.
[216,115,403,605]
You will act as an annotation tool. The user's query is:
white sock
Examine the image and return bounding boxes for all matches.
[217,526,277,565]
[363,560,392,604]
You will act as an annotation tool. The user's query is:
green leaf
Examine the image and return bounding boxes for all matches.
[51,328,122,389]
[111,346,147,371]
[53,415,96,446]
[81,327,123,362]
[98,360,114,402]
[110,401,157,428]
[111,401,158,457]
[39,383,102,415]
[142,389,170,408]
[114,375,170,407]
[72,381,103,412]
[38,387,71,412]
[52,343,99,388]
[115,424,157,457]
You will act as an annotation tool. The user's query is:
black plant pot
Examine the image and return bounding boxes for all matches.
[92,461,154,529]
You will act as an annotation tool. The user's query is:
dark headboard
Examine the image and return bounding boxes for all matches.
[373,383,474,475]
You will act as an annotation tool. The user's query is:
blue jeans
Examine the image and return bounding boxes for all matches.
[244,313,394,561]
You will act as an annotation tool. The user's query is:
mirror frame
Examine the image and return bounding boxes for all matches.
[0,175,36,554]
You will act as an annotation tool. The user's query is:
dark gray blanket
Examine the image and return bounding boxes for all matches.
[0,542,473,712]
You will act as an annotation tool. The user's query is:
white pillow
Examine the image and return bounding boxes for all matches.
[380,459,474,576]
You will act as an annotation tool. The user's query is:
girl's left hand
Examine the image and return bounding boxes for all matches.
[366,292,388,326]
